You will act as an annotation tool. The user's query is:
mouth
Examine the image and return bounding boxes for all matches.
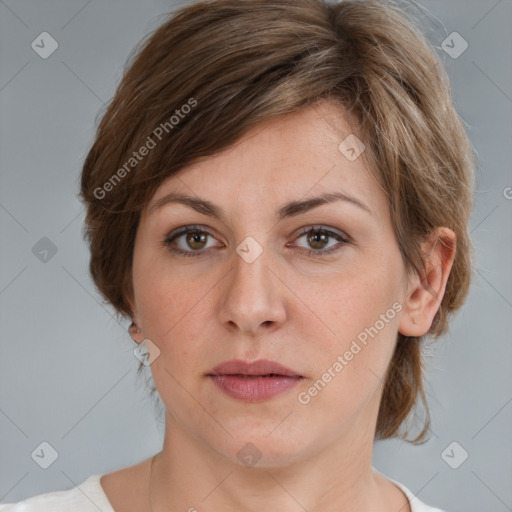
[206,359,303,402]
[218,374,294,378]
[207,358,303,378]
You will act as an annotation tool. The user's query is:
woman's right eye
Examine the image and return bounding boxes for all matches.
[164,225,221,258]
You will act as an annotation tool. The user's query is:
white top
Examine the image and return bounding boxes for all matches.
[0,473,446,512]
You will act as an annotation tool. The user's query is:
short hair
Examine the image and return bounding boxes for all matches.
[80,0,476,444]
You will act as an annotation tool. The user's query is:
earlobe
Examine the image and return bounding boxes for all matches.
[128,321,144,344]
[398,227,456,337]
[127,295,144,343]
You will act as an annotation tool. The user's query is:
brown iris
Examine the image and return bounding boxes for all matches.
[186,231,208,250]
[307,230,329,250]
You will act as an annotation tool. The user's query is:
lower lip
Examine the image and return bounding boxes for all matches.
[209,375,302,402]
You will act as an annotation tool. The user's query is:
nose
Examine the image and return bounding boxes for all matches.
[219,243,287,336]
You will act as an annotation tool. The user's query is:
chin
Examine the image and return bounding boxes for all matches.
[210,428,309,470]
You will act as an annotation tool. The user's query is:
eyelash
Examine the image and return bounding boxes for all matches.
[163,224,350,259]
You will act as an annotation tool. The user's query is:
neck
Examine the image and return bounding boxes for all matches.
[147,411,401,512]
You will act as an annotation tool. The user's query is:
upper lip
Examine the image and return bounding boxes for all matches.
[208,359,302,377]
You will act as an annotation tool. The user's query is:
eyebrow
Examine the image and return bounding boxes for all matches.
[150,191,372,221]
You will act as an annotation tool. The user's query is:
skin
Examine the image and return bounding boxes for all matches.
[101,100,456,512]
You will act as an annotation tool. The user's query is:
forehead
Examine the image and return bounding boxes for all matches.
[147,101,386,217]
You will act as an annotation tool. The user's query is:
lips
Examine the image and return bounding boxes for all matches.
[208,359,302,378]
[207,359,303,402]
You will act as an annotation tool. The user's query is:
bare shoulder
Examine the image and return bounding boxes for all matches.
[373,471,412,512]
[100,457,153,512]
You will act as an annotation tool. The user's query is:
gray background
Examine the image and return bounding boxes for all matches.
[0,1,511,511]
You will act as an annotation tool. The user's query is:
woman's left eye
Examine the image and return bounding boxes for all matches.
[163,225,349,258]
[290,227,349,256]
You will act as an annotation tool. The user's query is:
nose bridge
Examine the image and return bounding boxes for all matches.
[220,237,286,333]
[232,242,269,295]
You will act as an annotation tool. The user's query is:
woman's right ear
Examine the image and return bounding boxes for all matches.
[128,321,144,344]
[127,295,144,343]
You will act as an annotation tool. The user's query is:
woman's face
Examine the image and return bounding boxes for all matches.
[130,101,417,467]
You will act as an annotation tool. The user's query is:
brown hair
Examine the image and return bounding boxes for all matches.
[80,0,475,444]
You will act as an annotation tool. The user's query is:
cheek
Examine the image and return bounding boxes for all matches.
[134,247,204,333]
[302,264,399,343]
[133,256,219,380]
[297,263,402,402]
[298,308,400,428]
[137,269,212,413]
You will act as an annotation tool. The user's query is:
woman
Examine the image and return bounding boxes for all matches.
[1,0,475,510]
